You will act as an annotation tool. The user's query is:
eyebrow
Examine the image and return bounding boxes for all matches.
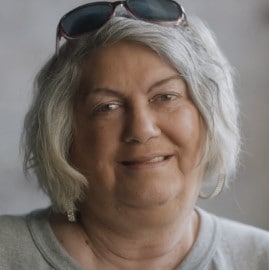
[84,87,126,99]
[149,74,184,92]
[81,74,184,99]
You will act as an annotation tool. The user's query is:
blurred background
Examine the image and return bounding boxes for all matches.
[0,0,268,229]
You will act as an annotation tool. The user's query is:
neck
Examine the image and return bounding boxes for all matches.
[50,205,200,270]
[77,207,200,270]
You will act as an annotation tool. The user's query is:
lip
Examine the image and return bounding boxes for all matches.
[119,154,173,170]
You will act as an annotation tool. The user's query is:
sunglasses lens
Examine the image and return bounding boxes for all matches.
[61,4,113,36]
[127,0,182,21]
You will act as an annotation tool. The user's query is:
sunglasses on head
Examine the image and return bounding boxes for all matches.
[56,0,187,54]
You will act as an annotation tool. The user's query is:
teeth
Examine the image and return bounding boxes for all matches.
[122,156,167,166]
[147,156,165,163]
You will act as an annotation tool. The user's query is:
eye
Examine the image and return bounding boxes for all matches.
[150,93,179,103]
[93,102,121,114]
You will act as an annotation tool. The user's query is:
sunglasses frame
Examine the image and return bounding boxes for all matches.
[56,0,187,54]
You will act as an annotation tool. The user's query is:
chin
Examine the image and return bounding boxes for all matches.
[118,186,181,210]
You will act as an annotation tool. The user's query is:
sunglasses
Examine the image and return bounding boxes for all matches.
[56,0,187,54]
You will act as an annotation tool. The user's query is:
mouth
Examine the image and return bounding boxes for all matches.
[120,155,173,169]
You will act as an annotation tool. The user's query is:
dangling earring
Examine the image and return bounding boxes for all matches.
[199,173,226,200]
[66,200,76,222]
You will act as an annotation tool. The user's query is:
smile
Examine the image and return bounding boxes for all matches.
[120,155,172,169]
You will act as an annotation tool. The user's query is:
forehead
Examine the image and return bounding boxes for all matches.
[79,40,180,89]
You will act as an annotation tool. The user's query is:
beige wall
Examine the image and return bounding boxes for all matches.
[0,0,268,229]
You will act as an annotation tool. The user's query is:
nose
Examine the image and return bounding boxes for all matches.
[123,106,161,144]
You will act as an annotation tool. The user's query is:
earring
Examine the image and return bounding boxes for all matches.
[199,173,226,200]
[66,200,76,222]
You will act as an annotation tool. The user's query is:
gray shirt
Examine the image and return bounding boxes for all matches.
[0,207,269,270]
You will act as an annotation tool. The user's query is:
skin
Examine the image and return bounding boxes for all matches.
[51,40,205,270]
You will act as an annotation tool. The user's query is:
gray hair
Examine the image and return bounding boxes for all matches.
[22,17,240,213]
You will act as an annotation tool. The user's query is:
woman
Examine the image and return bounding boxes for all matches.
[0,1,268,269]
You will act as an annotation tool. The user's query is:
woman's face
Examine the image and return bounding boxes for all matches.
[71,40,205,225]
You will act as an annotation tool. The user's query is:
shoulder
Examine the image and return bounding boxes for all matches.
[0,213,29,244]
[196,208,269,269]
[218,215,269,248]
[213,212,269,269]
[0,209,51,269]
[0,213,31,267]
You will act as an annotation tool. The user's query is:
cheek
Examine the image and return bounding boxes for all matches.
[167,106,204,147]
[163,105,205,175]
[70,127,116,193]
[70,113,122,175]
